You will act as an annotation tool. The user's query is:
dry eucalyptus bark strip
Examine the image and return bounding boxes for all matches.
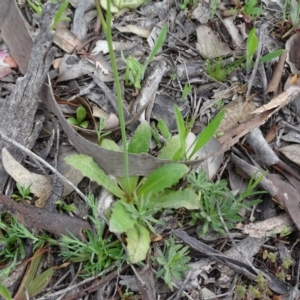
[0,193,90,238]
[0,2,59,191]
[0,0,33,74]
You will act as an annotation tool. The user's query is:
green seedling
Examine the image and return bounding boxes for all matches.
[100,0,147,13]
[27,0,70,29]
[243,0,262,20]
[27,0,43,15]
[55,200,76,213]
[158,105,224,161]
[121,288,135,299]
[52,0,70,29]
[235,274,273,300]
[66,122,200,263]
[122,23,168,90]
[95,118,111,145]
[151,237,191,291]
[282,256,293,269]
[12,183,32,201]
[210,0,219,18]
[67,106,88,129]
[180,0,197,10]
[263,250,278,263]
[205,57,244,82]
[246,27,258,71]
[182,83,193,100]
[282,0,300,27]
[188,170,264,236]
[214,99,224,110]
[157,118,171,140]
[223,0,262,20]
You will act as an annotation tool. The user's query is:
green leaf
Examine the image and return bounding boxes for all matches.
[174,105,186,159]
[27,267,54,298]
[117,176,139,195]
[101,139,121,151]
[157,119,171,140]
[76,106,86,124]
[109,200,136,233]
[52,0,69,29]
[65,154,124,198]
[0,284,12,300]
[246,28,258,70]
[259,49,284,63]
[67,117,79,125]
[137,163,189,196]
[144,23,168,69]
[188,110,224,159]
[127,224,151,263]
[155,188,200,210]
[128,121,151,154]
[158,135,181,160]
[80,120,88,128]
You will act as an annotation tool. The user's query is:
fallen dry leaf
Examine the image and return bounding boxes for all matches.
[115,25,150,38]
[278,144,300,167]
[195,25,231,58]
[0,0,33,73]
[2,148,52,208]
[238,214,295,238]
[252,80,300,114]
[53,27,83,53]
[264,50,287,95]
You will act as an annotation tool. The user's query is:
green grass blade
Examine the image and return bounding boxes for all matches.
[188,110,224,159]
[246,28,258,70]
[259,49,284,63]
[52,0,69,29]
[174,105,186,160]
[144,23,168,69]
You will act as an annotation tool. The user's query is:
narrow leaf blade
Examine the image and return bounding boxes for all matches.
[189,110,224,158]
[145,23,168,68]
[137,163,189,196]
[174,105,186,159]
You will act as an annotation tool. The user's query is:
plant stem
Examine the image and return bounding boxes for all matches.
[94,0,107,32]
[95,0,130,192]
